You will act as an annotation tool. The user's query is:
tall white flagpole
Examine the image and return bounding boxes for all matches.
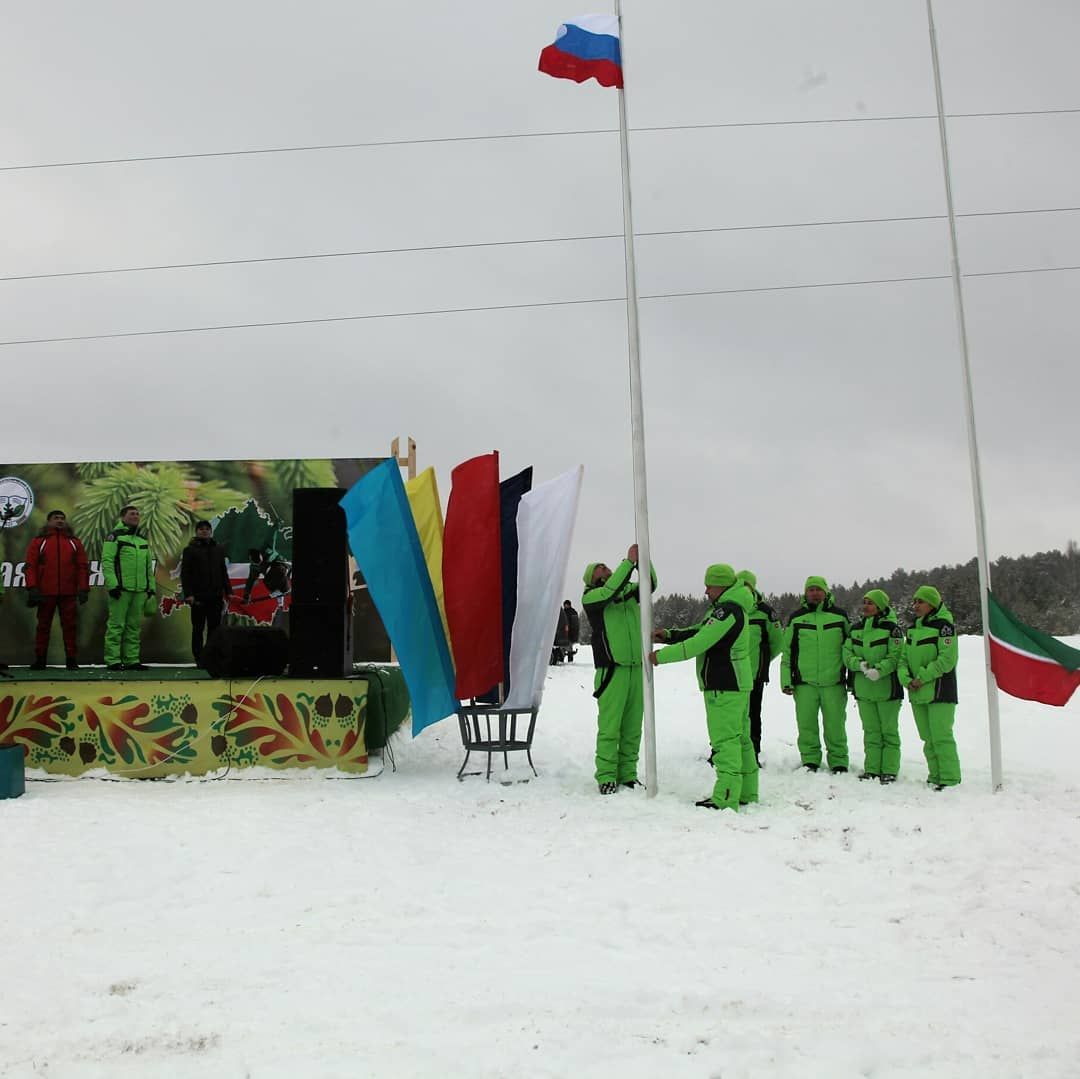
[614,0,658,797]
[925,0,1004,792]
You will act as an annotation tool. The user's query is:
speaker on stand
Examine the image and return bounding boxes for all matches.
[289,488,352,677]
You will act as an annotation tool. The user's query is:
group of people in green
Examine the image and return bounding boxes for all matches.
[582,551,961,811]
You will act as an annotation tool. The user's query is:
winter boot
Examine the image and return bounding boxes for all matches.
[879,774,897,785]
[598,782,617,795]
[695,797,721,810]
[858,772,880,781]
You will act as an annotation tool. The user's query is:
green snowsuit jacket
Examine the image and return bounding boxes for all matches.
[583,558,657,668]
[101,520,154,593]
[655,581,755,691]
[843,608,904,702]
[781,591,850,689]
[746,590,783,684]
[899,602,958,704]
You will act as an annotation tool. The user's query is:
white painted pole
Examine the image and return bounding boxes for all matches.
[614,0,657,797]
[925,0,1004,792]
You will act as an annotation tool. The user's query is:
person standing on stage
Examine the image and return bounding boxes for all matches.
[102,505,154,671]
[180,520,233,667]
[24,509,90,669]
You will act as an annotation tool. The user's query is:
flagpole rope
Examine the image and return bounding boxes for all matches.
[2,265,1079,349]
[2,108,1077,173]
[3,207,1078,286]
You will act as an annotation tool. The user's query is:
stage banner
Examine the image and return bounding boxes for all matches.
[0,676,370,778]
[0,459,387,665]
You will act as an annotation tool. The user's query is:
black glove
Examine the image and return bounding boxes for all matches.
[108,587,122,599]
[78,591,89,605]
[27,588,41,607]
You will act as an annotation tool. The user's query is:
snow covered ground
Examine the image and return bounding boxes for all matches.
[3,636,1079,1078]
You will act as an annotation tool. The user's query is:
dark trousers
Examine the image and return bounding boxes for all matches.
[749,678,766,758]
[190,597,223,664]
[35,595,78,657]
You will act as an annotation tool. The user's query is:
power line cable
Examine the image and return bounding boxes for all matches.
[2,107,1077,173]
[3,206,1078,285]
[2,264,1077,348]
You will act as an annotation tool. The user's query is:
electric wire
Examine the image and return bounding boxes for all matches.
[3,264,1078,348]
[2,207,1078,285]
[2,107,1077,173]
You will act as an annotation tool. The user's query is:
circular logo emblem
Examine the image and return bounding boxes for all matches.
[0,476,35,529]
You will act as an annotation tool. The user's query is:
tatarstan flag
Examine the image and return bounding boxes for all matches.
[987,591,1080,706]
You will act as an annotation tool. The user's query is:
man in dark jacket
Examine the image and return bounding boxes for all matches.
[563,600,580,657]
[24,509,90,669]
[180,520,233,666]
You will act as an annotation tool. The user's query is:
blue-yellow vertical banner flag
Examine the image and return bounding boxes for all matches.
[340,459,457,735]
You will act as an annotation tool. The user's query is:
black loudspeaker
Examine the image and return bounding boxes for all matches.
[291,488,349,604]
[289,601,351,678]
[203,626,290,679]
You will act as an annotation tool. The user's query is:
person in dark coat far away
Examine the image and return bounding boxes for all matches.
[180,520,233,666]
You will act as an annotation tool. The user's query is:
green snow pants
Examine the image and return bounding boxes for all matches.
[594,665,643,785]
[911,702,961,786]
[793,683,848,770]
[104,590,144,667]
[856,698,902,777]
[704,689,753,810]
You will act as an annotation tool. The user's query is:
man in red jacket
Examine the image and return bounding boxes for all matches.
[24,509,90,669]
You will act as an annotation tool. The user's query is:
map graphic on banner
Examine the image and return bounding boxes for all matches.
[0,459,388,665]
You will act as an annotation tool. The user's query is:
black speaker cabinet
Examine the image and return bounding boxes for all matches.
[202,626,289,679]
[289,601,351,678]
[291,488,349,604]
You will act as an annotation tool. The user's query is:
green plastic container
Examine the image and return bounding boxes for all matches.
[0,743,26,799]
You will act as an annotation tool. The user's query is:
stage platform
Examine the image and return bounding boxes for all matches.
[0,665,410,780]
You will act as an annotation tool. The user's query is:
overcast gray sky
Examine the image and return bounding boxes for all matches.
[1,0,1077,601]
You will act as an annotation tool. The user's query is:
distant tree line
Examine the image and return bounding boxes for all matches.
[577,544,1080,643]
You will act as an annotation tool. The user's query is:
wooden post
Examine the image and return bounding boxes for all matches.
[390,436,417,480]
[385,437,418,664]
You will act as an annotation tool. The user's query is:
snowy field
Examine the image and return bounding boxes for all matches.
[3,636,1079,1079]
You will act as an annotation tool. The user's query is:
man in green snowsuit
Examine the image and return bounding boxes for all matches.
[652,564,756,810]
[582,545,656,794]
[101,505,155,670]
[899,584,961,789]
[781,575,851,772]
[736,569,783,766]
[842,588,904,782]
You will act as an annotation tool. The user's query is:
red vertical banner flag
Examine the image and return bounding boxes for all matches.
[443,452,504,700]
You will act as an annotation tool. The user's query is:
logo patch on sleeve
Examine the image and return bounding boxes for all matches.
[939,624,954,638]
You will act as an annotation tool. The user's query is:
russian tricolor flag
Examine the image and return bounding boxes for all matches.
[538,15,623,89]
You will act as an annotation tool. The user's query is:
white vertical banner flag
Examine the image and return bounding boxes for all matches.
[504,466,584,710]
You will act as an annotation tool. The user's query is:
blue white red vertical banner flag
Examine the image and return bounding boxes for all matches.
[538,15,623,88]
